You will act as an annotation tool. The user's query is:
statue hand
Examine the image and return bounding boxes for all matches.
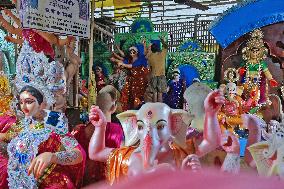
[110,57,116,63]
[89,105,107,127]
[269,79,278,87]
[3,9,12,17]
[204,90,225,115]
[28,152,56,179]
[4,36,13,42]
[181,154,201,172]
[221,131,240,154]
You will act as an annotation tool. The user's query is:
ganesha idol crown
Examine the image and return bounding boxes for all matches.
[13,40,66,107]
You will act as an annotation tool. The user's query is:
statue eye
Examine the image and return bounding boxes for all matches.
[157,124,165,130]
[137,124,144,130]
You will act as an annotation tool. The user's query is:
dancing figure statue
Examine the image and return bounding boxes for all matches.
[111,44,149,110]
[164,68,186,109]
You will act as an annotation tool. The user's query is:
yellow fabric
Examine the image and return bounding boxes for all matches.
[169,139,196,168]
[106,146,136,185]
[95,0,114,8]
[147,49,167,76]
[106,139,196,184]
[114,0,142,21]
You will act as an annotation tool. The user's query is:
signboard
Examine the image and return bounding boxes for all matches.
[19,0,90,38]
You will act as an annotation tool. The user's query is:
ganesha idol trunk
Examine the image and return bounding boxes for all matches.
[142,133,160,169]
[143,133,153,168]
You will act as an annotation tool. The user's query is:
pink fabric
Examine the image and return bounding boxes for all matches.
[22,29,55,59]
[0,154,8,189]
[0,114,16,133]
[105,122,124,148]
[83,169,284,189]
[38,132,86,189]
[0,114,16,189]
[73,122,124,186]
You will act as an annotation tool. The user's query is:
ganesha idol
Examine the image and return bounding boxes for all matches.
[217,68,260,133]
[88,90,225,184]
[218,82,244,132]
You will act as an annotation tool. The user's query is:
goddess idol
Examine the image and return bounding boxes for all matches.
[239,29,278,105]
[6,38,85,188]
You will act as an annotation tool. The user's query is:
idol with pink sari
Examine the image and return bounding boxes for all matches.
[5,30,85,189]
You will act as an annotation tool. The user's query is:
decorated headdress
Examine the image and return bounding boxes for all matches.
[13,41,66,107]
[242,29,268,61]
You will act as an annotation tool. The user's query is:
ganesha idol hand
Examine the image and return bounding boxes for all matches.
[89,105,107,128]
[181,154,201,172]
[146,162,175,174]
[221,131,240,154]
[204,90,225,115]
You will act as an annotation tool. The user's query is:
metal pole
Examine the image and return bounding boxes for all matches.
[148,0,152,20]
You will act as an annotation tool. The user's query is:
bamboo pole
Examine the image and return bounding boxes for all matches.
[88,0,96,110]
[94,24,114,38]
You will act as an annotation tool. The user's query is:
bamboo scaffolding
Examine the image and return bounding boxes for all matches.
[88,0,96,109]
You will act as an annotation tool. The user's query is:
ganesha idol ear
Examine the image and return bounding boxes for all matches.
[170,109,194,149]
[117,110,138,146]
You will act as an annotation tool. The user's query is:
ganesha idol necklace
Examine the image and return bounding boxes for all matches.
[7,118,52,189]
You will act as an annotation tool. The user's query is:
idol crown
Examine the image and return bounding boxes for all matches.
[246,29,266,50]
[13,41,66,107]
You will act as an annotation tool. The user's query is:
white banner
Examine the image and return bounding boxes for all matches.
[19,0,90,38]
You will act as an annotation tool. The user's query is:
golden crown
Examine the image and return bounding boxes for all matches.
[246,29,265,49]
[242,29,268,61]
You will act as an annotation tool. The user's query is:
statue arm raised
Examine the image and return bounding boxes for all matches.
[88,106,114,162]
[0,15,22,36]
[196,90,224,157]
[3,9,21,27]
[242,114,262,167]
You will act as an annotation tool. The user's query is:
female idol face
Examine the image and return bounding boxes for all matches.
[19,91,40,117]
